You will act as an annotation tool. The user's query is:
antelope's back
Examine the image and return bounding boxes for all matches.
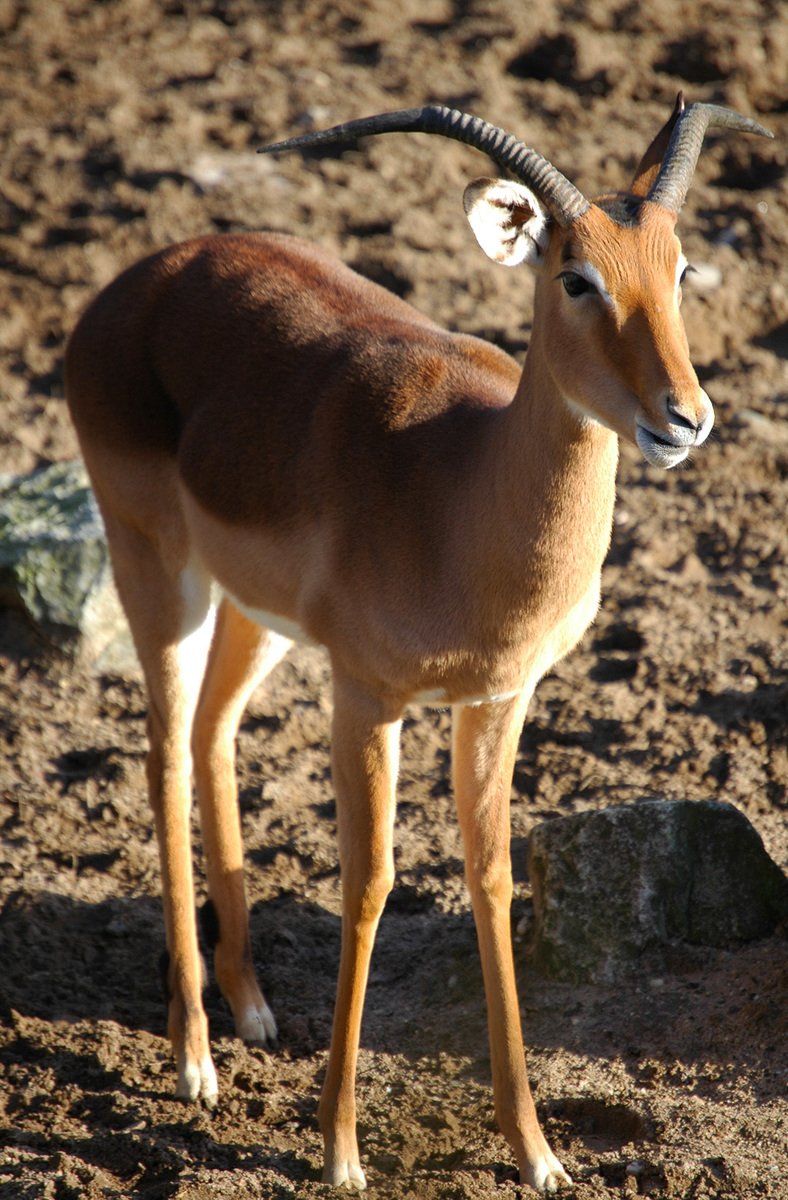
[65,232,520,464]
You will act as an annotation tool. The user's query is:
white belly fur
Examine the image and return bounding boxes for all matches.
[190,572,601,713]
[223,591,314,646]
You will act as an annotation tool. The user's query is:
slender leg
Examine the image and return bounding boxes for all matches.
[452,695,571,1193]
[100,505,219,1104]
[192,599,290,1044]
[319,672,401,1191]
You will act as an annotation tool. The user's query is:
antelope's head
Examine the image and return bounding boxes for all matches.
[261,98,773,468]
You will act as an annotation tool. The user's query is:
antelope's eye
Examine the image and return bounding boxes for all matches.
[560,271,596,298]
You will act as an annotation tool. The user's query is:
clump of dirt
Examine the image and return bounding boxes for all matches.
[0,1,785,1198]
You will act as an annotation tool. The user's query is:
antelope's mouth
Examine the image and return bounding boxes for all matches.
[635,398,714,469]
[635,422,692,469]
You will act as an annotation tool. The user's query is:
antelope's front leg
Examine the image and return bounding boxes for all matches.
[319,673,401,1191]
[452,696,571,1193]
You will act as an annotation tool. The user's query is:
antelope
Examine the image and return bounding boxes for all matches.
[65,95,771,1192]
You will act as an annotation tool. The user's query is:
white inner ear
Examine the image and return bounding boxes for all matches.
[463,178,549,267]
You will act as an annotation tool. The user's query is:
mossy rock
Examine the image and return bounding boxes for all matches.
[0,461,136,673]
[528,799,788,983]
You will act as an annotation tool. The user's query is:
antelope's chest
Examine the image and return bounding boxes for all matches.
[525,571,603,683]
[400,568,605,711]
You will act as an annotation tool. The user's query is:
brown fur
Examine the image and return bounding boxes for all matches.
[65,115,712,1190]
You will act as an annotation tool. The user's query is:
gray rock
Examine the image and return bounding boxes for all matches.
[527,799,788,983]
[0,461,136,674]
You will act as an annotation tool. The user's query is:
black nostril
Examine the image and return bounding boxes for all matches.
[666,396,699,432]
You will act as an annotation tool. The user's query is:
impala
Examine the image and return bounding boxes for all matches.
[65,95,771,1192]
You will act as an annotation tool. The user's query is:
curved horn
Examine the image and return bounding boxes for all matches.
[630,91,685,197]
[259,105,589,227]
[648,100,774,213]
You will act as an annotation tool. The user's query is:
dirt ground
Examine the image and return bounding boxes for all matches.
[0,1,786,1197]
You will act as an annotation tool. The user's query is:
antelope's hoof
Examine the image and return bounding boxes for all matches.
[176,1054,219,1109]
[236,1000,278,1047]
[322,1159,367,1191]
[531,1155,572,1193]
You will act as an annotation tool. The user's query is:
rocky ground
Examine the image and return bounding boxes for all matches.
[0,1,786,1197]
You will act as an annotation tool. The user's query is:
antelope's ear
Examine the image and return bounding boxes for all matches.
[463,178,549,267]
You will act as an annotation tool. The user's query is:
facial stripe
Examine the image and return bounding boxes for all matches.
[576,262,613,307]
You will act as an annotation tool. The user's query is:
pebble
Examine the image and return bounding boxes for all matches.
[687,262,723,293]
[737,410,788,445]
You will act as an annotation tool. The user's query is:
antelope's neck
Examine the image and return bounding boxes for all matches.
[472,333,619,624]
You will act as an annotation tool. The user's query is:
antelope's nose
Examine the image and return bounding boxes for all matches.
[665,390,714,446]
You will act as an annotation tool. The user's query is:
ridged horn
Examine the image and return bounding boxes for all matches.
[648,100,774,213]
[630,91,686,197]
[259,105,589,227]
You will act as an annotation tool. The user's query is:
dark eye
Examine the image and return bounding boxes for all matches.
[560,271,596,298]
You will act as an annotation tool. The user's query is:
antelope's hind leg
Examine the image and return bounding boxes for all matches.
[95,500,220,1104]
[192,599,291,1046]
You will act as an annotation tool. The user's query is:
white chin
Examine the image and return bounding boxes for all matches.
[635,426,689,469]
[565,397,615,432]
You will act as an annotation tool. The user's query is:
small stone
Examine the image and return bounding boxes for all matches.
[527,799,788,983]
[737,410,788,445]
[687,262,722,293]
